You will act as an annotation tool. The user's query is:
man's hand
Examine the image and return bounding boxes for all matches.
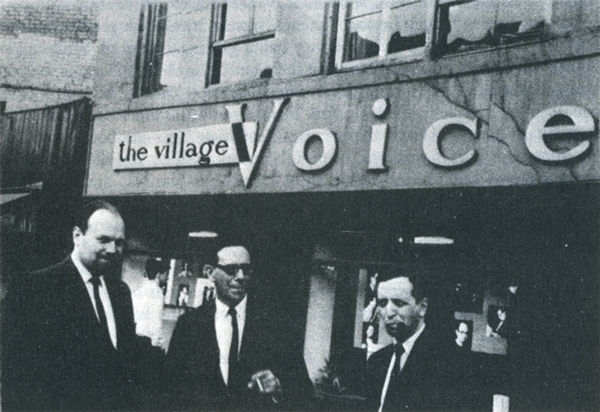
[248,370,282,402]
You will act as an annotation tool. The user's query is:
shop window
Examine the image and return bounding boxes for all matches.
[207,2,277,86]
[335,0,553,70]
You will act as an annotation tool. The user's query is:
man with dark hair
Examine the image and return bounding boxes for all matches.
[164,244,314,411]
[363,272,461,411]
[2,200,139,411]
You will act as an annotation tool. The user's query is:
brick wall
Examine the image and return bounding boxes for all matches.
[0,1,98,111]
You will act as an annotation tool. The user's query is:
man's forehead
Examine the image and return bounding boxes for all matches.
[378,277,414,298]
[217,246,250,265]
[87,209,125,235]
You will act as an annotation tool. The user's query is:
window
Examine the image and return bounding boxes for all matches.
[335,0,553,70]
[335,0,433,69]
[207,2,277,86]
[133,3,168,97]
[435,0,551,56]
[133,1,277,96]
[134,2,206,97]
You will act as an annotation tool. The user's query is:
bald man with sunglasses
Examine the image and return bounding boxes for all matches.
[164,245,313,411]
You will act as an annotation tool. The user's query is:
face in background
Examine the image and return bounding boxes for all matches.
[157,270,169,284]
[497,309,507,322]
[73,209,126,276]
[206,246,252,307]
[377,276,428,343]
[455,322,469,346]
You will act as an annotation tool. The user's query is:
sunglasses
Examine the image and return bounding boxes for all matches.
[216,264,253,277]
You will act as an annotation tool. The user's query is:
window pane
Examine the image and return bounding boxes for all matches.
[162,8,187,53]
[219,37,275,83]
[161,50,181,88]
[440,0,549,54]
[224,2,254,39]
[253,2,277,33]
[160,6,202,89]
[349,1,381,18]
[344,10,382,62]
[388,0,426,54]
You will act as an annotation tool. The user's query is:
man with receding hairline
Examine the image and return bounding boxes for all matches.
[363,273,460,412]
[2,200,139,411]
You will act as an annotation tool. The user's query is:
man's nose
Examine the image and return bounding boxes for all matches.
[383,304,398,318]
[234,268,246,279]
[105,241,117,253]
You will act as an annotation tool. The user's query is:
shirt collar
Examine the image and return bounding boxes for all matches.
[397,322,426,356]
[71,251,95,283]
[215,295,247,318]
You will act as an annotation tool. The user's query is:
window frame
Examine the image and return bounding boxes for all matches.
[133,3,168,98]
[334,0,437,70]
[334,0,554,71]
[206,2,277,87]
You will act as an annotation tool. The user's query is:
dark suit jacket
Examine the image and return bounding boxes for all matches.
[363,326,462,412]
[2,257,139,411]
[164,299,314,411]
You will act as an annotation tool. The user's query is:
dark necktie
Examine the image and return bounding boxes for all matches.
[391,343,405,377]
[383,343,406,410]
[228,307,241,389]
[89,276,113,347]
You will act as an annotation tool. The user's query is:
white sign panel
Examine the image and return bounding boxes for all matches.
[113,123,257,170]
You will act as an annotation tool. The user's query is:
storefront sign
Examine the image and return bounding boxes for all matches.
[113,99,596,188]
[113,98,288,187]
[113,123,257,169]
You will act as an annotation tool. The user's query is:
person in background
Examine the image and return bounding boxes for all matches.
[2,201,139,411]
[164,244,314,411]
[132,258,170,349]
[177,284,189,307]
[455,321,471,349]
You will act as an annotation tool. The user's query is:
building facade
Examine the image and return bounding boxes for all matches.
[0,1,97,111]
[88,1,599,410]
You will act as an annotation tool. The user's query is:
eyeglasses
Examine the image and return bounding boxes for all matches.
[216,264,253,277]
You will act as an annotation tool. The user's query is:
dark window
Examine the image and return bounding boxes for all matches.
[207,2,277,86]
[133,3,168,97]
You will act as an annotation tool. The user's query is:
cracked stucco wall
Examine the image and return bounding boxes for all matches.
[86,55,599,196]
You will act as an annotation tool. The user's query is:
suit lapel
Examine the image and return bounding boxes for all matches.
[60,258,101,328]
[200,303,227,387]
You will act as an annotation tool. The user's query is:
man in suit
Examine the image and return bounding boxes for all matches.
[2,201,139,411]
[363,272,460,412]
[164,245,314,411]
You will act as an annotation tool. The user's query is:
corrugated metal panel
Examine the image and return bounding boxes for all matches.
[0,97,92,190]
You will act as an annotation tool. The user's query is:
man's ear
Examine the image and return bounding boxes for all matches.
[73,226,83,245]
[418,298,428,317]
[203,264,214,280]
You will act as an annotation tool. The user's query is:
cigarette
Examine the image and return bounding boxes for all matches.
[256,377,264,392]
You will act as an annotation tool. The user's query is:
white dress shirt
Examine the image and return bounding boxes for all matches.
[215,296,247,384]
[379,323,426,412]
[132,279,164,346]
[71,252,118,349]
